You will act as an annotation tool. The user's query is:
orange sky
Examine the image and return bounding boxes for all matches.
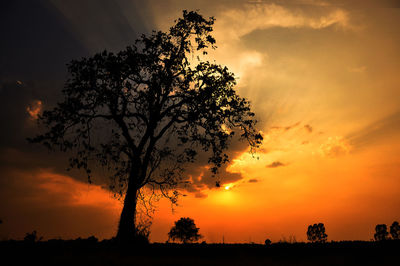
[1,0,400,243]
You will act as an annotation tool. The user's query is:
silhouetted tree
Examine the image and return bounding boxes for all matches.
[390,221,400,240]
[133,218,151,244]
[264,239,271,245]
[168,217,202,243]
[307,223,328,243]
[24,230,42,243]
[29,10,262,242]
[374,224,389,241]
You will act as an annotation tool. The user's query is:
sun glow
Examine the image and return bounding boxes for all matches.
[224,183,234,190]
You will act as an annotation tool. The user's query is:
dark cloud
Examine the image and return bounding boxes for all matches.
[245,0,400,8]
[271,122,300,132]
[181,158,247,194]
[0,168,120,240]
[171,127,259,195]
[325,0,400,8]
[0,80,91,183]
[0,1,87,81]
[304,124,313,133]
[0,1,156,180]
[194,192,208,199]
[266,161,286,168]
[285,122,300,131]
[0,1,92,183]
[46,0,154,53]
[248,179,258,183]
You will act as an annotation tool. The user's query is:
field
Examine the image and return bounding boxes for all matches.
[1,240,399,265]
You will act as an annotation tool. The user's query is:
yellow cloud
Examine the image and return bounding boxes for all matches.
[216,3,350,41]
[319,136,351,157]
[26,100,42,120]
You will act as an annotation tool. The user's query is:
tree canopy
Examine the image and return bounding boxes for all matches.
[375,224,389,241]
[29,10,262,241]
[168,217,202,243]
[307,223,328,243]
[390,221,400,240]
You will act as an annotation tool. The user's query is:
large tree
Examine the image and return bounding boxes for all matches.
[29,10,262,241]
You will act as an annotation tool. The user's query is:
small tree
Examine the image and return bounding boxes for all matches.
[390,221,400,240]
[307,223,328,243]
[29,10,263,242]
[24,230,42,243]
[168,217,202,243]
[374,224,389,241]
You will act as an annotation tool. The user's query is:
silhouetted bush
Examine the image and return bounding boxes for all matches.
[132,228,150,245]
[168,217,202,243]
[307,223,328,243]
[87,235,98,243]
[134,220,151,244]
[74,236,98,244]
[389,221,400,240]
[265,239,271,245]
[24,230,42,243]
[374,224,389,241]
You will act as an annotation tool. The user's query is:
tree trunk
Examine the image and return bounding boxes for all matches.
[116,179,138,242]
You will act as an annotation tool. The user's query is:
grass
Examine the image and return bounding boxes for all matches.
[1,240,399,265]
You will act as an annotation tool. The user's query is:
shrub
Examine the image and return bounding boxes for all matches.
[307,223,328,243]
[374,224,389,241]
[390,221,400,240]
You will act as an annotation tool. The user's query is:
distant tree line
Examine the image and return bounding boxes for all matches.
[374,221,400,241]
[2,218,400,244]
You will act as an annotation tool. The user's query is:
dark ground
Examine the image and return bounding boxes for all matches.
[1,240,399,266]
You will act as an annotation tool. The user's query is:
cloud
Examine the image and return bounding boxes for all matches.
[216,3,350,41]
[304,124,313,133]
[26,100,42,120]
[266,161,286,168]
[271,122,301,132]
[182,163,245,193]
[0,81,50,149]
[194,192,208,199]
[48,0,154,52]
[173,129,261,196]
[248,178,259,183]
[347,66,366,73]
[0,168,121,240]
[319,136,351,157]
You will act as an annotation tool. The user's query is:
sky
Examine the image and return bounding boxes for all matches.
[1,0,400,243]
